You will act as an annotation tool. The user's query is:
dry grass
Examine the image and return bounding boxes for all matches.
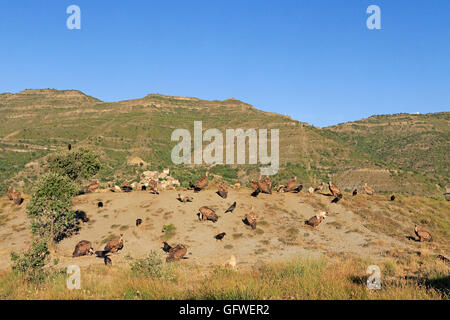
[0,254,447,300]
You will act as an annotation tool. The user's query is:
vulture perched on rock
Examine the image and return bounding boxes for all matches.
[148,180,159,194]
[86,181,99,193]
[363,183,375,196]
[244,210,258,230]
[166,244,188,262]
[305,212,328,228]
[414,225,432,242]
[177,193,193,203]
[72,240,94,257]
[217,182,228,199]
[328,181,342,198]
[191,172,208,193]
[198,206,218,222]
[104,234,124,253]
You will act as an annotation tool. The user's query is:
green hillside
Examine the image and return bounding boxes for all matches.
[0,89,448,196]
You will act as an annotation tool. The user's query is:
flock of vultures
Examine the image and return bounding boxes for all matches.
[6,171,435,267]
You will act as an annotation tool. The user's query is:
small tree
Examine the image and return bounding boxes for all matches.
[47,147,101,182]
[27,172,79,242]
[10,239,50,282]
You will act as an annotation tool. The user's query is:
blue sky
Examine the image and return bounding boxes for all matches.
[0,1,449,127]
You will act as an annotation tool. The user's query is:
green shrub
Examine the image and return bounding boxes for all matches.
[10,239,49,282]
[47,147,101,182]
[27,172,79,242]
[130,251,176,281]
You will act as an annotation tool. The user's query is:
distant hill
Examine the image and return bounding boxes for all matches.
[0,89,448,196]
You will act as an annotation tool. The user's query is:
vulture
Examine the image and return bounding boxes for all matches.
[72,240,94,257]
[284,176,298,192]
[328,181,342,198]
[363,183,375,196]
[215,232,226,241]
[86,181,99,193]
[166,244,188,262]
[177,193,193,203]
[263,176,272,190]
[136,219,143,227]
[225,201,237,213]
[97,201,103,208]
[257,180,271,194]
[390,195,396,201]
[121,181,133,193]
[352,189,358,196]
[414,225,432,242]
[68,143,72,151]
[7,187,23,205]
[198,206,218,223]
[250,181,261,197]
[148,180,159,194]
[104,234,124,253]
[104,255,112,266]
[217,182,228,199]
[305,211,328,228]
[191,172,208,193]
[244,210,258,230]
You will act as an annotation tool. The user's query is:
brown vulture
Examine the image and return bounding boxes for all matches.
[305,212,328,228]
[217,182,228,199]
[363,183,375,196]
[328,181,342,198]
[285,176,298,192]
[263,176,272,190]
[148,180,159,194]
[198,206,218,222]
[8,187,23,205]
[414,225,432,242]
[104,234,124,253]
[257,180,271,194]
[166,244,187,262]
[244,210,258,230]
[72,240,94,257]
[191,172,208,193]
